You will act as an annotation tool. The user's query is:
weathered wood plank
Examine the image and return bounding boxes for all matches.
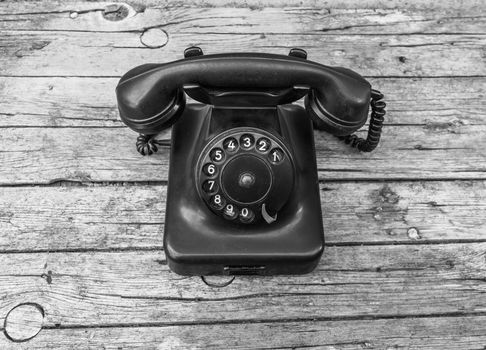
[1,4,486,35]
[2,316,486,349]
[1,31,485,77]
[0,77,121,128]
[0,181,485,252]
[1,123,484,184]
[0,1,484,348]
[0,243,484,326]
[1,77,484,127]
[1,0,484,12]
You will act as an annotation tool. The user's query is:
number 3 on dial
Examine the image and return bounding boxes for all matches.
[240,134,254,149]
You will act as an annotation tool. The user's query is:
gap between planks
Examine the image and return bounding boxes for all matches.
[1,238,486,255]
[1,311,485,332]
[1,315,486,349]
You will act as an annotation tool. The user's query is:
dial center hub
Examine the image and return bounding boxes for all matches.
[221,155,272,204]
[238,173,255,188]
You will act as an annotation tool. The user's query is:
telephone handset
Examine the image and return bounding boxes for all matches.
[116,47,386,276]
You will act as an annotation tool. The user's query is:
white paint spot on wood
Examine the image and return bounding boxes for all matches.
[407,227,421,240]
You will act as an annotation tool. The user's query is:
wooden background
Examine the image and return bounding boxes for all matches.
[0,0,485,348]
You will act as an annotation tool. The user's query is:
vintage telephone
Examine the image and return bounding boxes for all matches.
[116,47,386,276]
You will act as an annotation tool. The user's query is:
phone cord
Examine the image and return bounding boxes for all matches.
[135,134,167,156]
[338,89,386,152]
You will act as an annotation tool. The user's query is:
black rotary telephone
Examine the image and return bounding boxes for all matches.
[116,47,386,276]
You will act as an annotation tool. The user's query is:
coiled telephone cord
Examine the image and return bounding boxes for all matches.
[338,89,386,152]
[135,134,166,156]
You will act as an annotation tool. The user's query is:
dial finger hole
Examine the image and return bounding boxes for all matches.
[223,204,238,220]
[223,137,239,153]
[203,163,217,177]
[268,148,284,164]
[210,194,226,210]
[239,134,255,150]
[209,147,225,163]
[202,180,218,194]
[256,137,271,153]
[239,207,255,223]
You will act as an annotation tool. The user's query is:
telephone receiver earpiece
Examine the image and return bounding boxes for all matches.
[116,48,385,151]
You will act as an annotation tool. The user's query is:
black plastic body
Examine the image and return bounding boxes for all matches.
[115,52,371,136]
[164,104,324,275]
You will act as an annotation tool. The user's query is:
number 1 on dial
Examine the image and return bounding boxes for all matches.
[269,148,284,164]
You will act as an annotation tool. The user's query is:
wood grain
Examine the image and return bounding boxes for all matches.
[1,316,486,349]
[1,4,485,35]
[0,181,485,252]
[1,123,484,184]
[1,0,485,348]
[1,31,485,77]
[1,77,484,128]
[1,0,484,12]
[0,243,484,327]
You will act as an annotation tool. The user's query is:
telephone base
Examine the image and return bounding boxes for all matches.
[164,104,324,276]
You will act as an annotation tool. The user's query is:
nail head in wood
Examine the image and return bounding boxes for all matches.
[4,303,44,342]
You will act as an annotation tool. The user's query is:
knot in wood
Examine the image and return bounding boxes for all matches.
[103,4,129,21]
